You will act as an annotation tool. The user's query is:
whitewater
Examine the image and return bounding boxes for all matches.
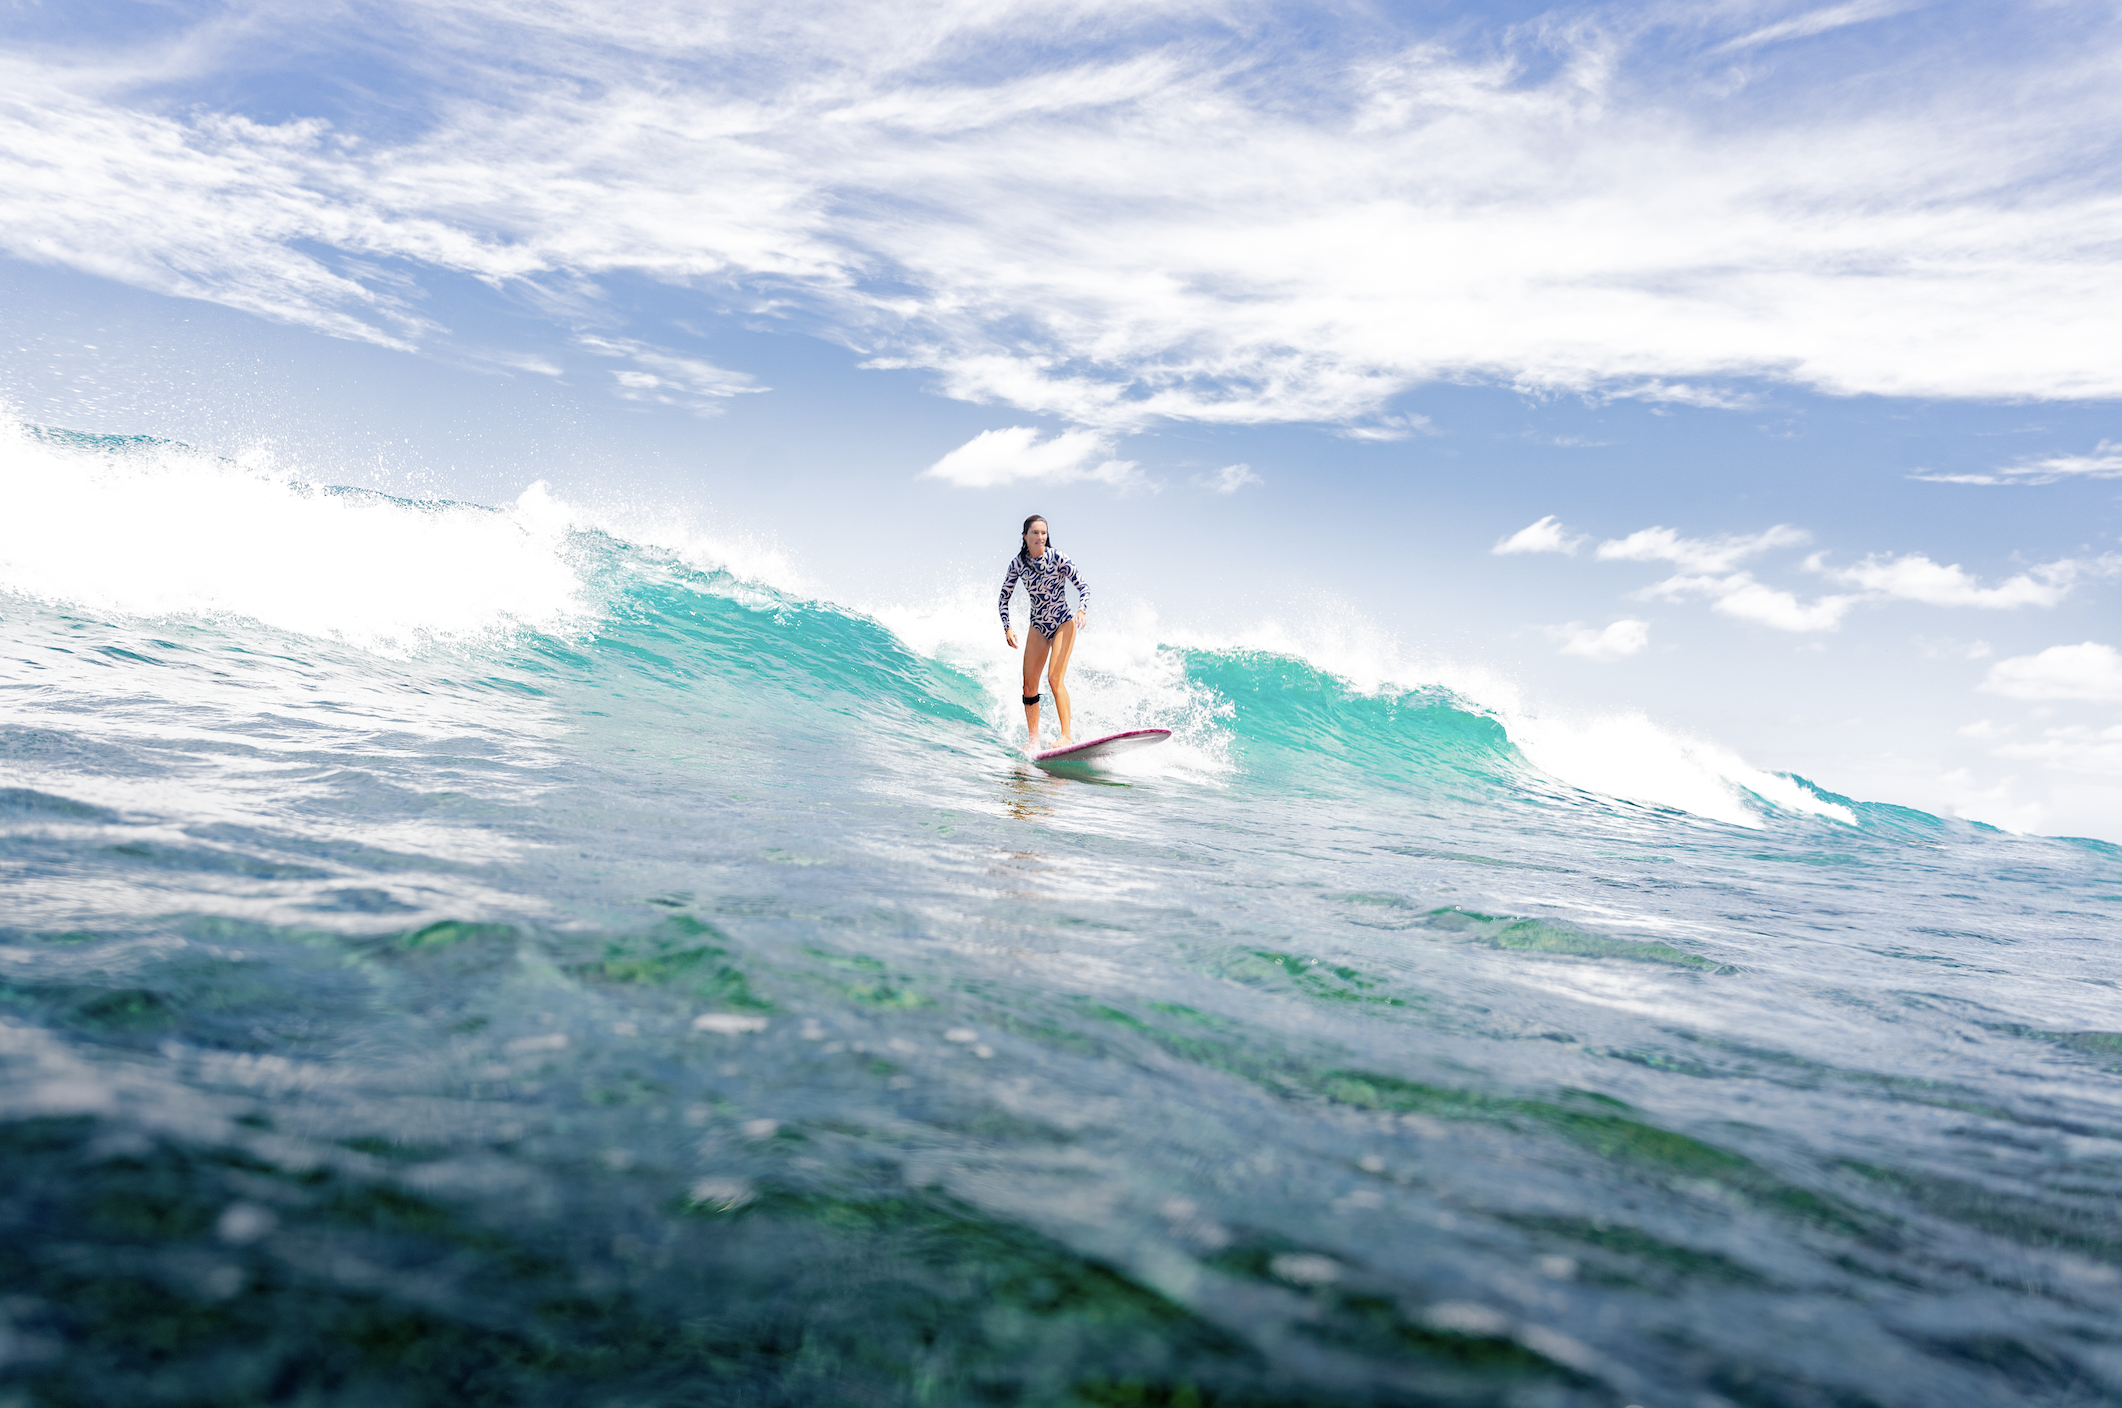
[3,423,2118,1408]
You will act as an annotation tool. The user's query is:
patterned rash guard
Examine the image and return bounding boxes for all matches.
[998,549,1089,639]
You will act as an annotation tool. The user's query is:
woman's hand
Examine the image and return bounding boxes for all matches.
[1005,628,1018,650]
[1076,610,1089,631]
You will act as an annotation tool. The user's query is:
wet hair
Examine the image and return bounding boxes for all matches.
[1018,515,1051,562]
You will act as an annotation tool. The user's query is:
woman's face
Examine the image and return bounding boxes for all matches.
[1023,519,1048,555]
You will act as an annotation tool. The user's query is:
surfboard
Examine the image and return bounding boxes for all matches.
[1032,728,1172,764]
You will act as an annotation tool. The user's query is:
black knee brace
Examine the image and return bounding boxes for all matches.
[1022,694,1041,706]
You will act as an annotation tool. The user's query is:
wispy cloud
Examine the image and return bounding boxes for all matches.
[1596,525,1810,574]
[1191,463,1262,493]
[1552,618,1650,661]
[923,426,1145,490]
[1993,724,2122,777]
[1600,381,1763,411]
[1640,572,1860,632]
[1335,415,1433,442]
[1913,636,1992,661]
[1494,515,1587,556]
[1714,1,1917,55]
[467,349,565,377]
[1814,552,2117,609]
[578,337,764,414]
[1581,527,2112,633]
[1909,440,2122,486]
[1,1,2118,430]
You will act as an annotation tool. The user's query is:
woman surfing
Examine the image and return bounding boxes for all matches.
[999,514,1089,751]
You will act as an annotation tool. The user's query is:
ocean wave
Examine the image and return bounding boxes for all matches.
[0,418,1869,829]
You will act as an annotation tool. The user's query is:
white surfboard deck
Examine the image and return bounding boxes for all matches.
[1032,728,1172,764]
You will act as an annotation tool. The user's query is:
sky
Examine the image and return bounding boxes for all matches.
[2,0,2120,838]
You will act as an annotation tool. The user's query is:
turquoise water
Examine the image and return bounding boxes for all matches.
[3,427,2120,1407]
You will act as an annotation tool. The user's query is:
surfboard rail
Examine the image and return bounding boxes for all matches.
[1032,727,1172,764]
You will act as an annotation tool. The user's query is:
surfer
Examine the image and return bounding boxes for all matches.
[999,514,1089,749]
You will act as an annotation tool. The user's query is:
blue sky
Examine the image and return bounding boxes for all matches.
[3,0,2120,836]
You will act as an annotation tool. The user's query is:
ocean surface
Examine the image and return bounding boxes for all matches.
[4,423,2120,1408]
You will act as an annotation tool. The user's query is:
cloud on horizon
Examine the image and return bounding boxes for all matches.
[3,0,2121,432]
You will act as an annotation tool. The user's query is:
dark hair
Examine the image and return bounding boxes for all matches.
[1018,515,1050,562]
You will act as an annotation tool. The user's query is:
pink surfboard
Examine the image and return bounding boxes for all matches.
[1032,728,1172,764]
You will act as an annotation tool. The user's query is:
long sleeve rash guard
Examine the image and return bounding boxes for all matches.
[998,549,1089,637]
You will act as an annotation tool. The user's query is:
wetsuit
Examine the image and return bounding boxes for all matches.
[998,549,1089,639]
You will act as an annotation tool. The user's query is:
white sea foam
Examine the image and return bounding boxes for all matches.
[0,421,591,649]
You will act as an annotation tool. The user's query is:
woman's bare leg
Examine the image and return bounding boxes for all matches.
[1045,619,1078,744]
[1021,628,1053,746]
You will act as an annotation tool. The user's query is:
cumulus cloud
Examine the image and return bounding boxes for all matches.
[1980,642,2122,702]
[1910,440,2122,486]
[1628,545,2113,632]
[1815,552,2116,609]
[1640,572,1860,632]
[1596,524,1810,573]
[1554,618,1650,661]
[1192,463,1261,493]
[1494,515,1587,556]
[2,1,2121,429]
[923,426,1145,490]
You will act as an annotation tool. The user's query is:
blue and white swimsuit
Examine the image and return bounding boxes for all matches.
[998,549,1089,639]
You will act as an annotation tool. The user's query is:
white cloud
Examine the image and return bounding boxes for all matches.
[1555,618,1650,661]
[1980,642,2122,702]
[1909,440,2122,486]
[467,348,564,376]
[1494,515,1587,556]
[578,336,763,414]
[1817,552,2114,609]
[2,2,2121,429]
[1601,381,1763,411]
[1614,544,2116,633]
[1715,1,1916,55]
[1913,636,1992,661]
[1642,572,1861,632]
[1995,724,2122,777]
[1335,415,1433,442]
[1596,524,1809,573]
[1191,462,1261,493]
[923,426,1144,490]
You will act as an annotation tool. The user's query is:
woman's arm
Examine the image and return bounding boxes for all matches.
[998,558,1022,644]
